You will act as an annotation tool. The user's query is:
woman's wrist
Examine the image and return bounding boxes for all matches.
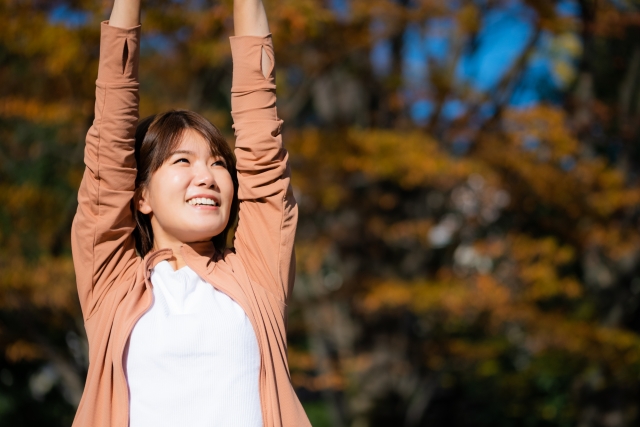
[109,0,141,28]
[233,0,270,37]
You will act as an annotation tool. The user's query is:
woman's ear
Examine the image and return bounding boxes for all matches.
[137,186,153,214]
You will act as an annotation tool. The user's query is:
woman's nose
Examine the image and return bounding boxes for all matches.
[194,164,217,188]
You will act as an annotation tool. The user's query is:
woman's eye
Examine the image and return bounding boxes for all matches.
[174,158,189,164]
[212,160,227,168]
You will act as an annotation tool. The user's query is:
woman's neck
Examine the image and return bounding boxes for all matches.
[151,235,216,271]
[152,240,186,270]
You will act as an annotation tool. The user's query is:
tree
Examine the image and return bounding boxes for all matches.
[2,1,640,426]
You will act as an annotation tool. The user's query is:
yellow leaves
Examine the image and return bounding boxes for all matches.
[505,105,579,158]
[523,276,582,300]
[382,219,432,246]
[509,235,581,300]
[294,127,321,159]
[0,97,75,123]
[288,129,352,210]
[482,105,637,220]
[476,359,501,377]
[344,129,475,189]
[289,347,346,392]
[0,256,77,312]
[592,4,640,38]
[38,25,84,75]
[549,32,582,87]
[362,281,413,312]
[363,274,510,320]
[585,224,640,263]
[522,314,640,372]
[511,236,575,270]
[6,340,41,362]
[288,346,316,371]
[555,32,583,58]
[0,10,89,75]
[511,235,574,265]
[186,38,232,70]
[296,239,332,275]
[291,371,346,392]
[583,167,640,216]
[28,257,77,311]
[321,185,345,210]
[0,184,64,250]
[448,339,506,364]
[187,4,231,39]
[456,3,480,34]
[588,187,640,217]
[552,61,577,88]
[290,127,477,210]
[270,0,332,40]
[365,217,432,248]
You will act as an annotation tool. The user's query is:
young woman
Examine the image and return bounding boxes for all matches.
[70,1,310,426]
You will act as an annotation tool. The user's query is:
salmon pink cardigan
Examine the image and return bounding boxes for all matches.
[71,22,310,427]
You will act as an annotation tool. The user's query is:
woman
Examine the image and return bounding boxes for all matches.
[70,0,310,426]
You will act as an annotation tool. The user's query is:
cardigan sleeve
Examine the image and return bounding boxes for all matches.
[71,22,141,320]
[230,35,298,302]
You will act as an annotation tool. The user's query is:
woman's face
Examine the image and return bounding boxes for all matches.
[137,129,234,247]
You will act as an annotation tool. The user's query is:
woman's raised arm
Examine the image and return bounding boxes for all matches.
[71,1,142,320]
[234,0,272,77]
[229,0,299,302]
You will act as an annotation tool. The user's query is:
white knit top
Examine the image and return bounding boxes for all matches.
[124,260,263,427]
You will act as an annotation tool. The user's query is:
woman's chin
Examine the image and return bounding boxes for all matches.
[183,225,226,242]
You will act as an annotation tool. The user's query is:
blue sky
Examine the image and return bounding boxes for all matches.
[49,0,580,123]
[369,0,581,123]
[49,5,91,28]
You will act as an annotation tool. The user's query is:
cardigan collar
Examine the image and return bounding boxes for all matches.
[142,240,219,279]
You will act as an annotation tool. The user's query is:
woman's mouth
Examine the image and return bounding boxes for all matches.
[187,197,220,207]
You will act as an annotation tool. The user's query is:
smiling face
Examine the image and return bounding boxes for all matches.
[137,129,235,249]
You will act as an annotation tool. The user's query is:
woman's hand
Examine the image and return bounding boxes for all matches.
[109,0,141,28]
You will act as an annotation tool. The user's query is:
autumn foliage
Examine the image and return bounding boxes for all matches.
[1,0,640,426]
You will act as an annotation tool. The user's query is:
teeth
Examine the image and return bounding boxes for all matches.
[188,197,218,206]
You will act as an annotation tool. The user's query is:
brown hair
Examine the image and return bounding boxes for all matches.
[133,110,239,257]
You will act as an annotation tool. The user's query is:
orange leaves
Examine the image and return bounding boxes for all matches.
[379,219,432,246]
[0,97,75,123]
[510,234,575,267]
[6,340,42,363]
[270,0,332,41]
[586,167,640,217]
[592,4,640,38]
[586,224,640,262]
[363,274,510,321]
[362,281,413,312]
[518,314,640,374]
[456,3,481,34]
[344,129,475,189]
[500,235,583,301]
[291,371,346,392]
[504,105,579,158]
[296,239,332,275]
[480,105,640,221]
[0,184,66,251]
[0,256,77,312]
[0,9,92,75]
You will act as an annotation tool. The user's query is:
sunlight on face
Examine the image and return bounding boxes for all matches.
[137,129,234,248]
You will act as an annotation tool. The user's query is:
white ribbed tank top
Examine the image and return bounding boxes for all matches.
[124,260,263,427]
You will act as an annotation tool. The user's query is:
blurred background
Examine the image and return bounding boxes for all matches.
[2,0,640,425]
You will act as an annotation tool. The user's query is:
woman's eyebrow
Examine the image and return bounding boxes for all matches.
[169,149,195,156]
